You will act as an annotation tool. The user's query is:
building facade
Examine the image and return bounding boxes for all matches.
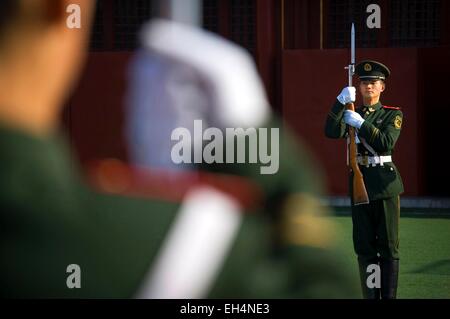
[64,0,450,197]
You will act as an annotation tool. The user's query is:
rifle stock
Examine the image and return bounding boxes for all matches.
[346,102,369,205]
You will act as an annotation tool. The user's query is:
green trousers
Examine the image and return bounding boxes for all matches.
[351,196,400,262]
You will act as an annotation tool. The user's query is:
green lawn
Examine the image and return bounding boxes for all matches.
[331,215,450,299]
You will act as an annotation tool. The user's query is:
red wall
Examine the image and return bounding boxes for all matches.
[63,48,449,197]
[59,1,450,197]
[63,52,133,164]
[281,48,420,196]
[417,48,450,196]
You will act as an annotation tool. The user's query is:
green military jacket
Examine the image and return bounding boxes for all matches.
[325,100,404,201]
[0,124,180,298]
[0,120,359,298]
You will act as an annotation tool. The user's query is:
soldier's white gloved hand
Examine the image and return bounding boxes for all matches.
[344,110,365,129]
[337,86,356,105]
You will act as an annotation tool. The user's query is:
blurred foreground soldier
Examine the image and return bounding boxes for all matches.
[325,60,404,299]
[0,0,358,298]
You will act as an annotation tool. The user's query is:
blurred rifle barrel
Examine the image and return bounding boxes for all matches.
[152,0,202,27]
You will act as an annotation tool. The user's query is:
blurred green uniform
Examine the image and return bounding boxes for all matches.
[0,117,359,298]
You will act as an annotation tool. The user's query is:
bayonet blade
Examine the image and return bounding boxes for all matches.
[351,23,355,65]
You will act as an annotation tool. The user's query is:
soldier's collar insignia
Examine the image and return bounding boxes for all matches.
[363,102,381,112]
[364,63,372,71]
[394,115,402,129]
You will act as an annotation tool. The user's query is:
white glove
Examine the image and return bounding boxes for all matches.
[344,110,365,129]
[337,86,356,105]
[141,19,271,128]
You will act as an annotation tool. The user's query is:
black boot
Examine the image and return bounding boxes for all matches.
[380,259,399,299]
[358,258,380,299]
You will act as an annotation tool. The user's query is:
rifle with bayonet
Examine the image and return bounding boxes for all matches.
[345,23,369,205]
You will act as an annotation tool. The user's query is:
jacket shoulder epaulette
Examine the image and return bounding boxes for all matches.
[382,105,401,110]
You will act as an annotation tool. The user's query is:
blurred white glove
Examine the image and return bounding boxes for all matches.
[126,51,206,170]
[126,19,272,169]
[337,86,356,105]
[140,19,271,128]
[344,110,365,129]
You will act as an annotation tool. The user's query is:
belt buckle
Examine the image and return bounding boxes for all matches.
[361,155,369,166]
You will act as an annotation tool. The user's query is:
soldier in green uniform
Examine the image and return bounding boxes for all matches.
[325,60,404,299]
[0,0,359,298]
